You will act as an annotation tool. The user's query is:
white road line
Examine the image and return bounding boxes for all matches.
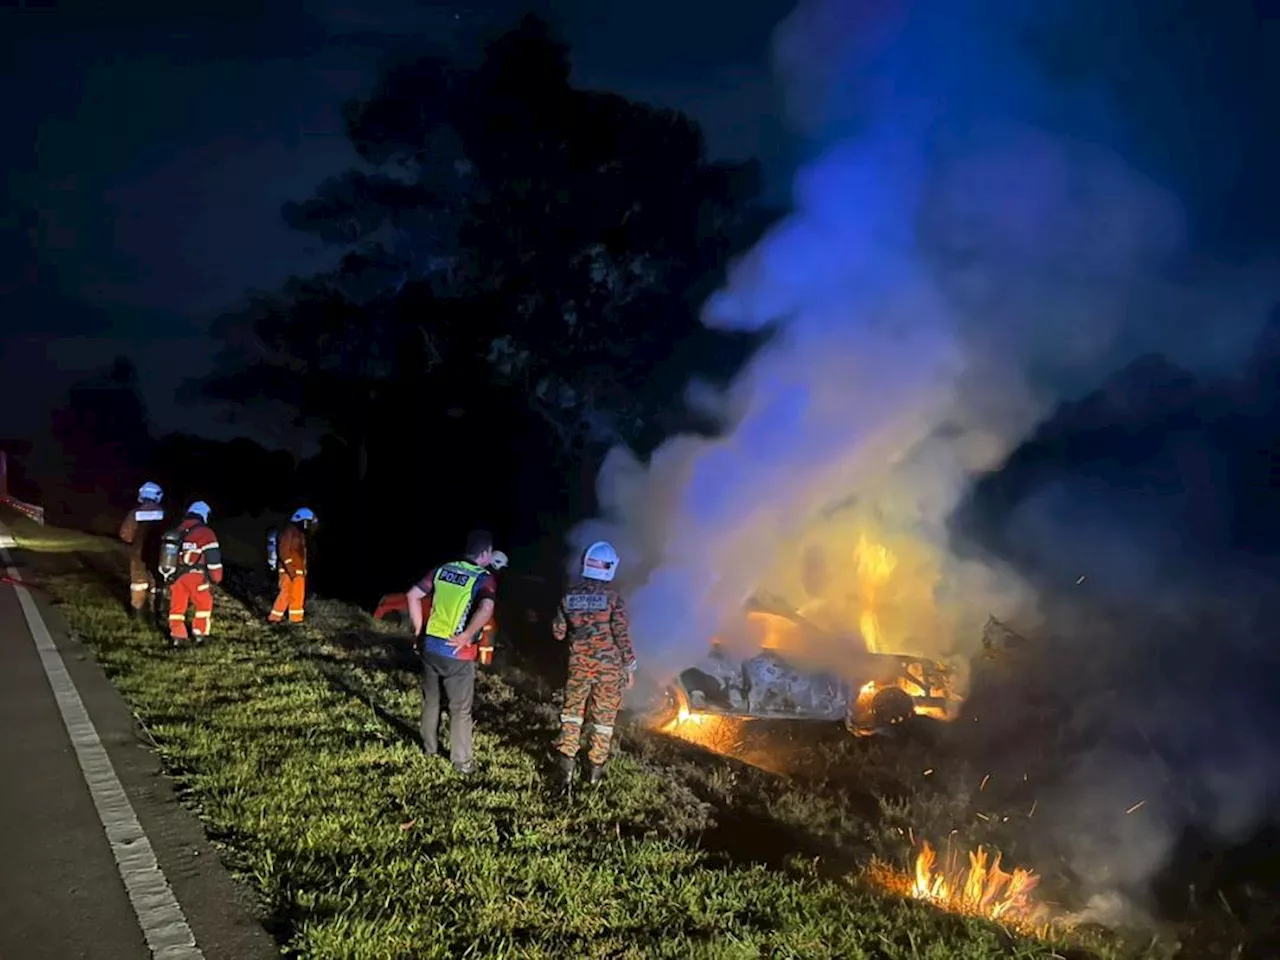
[0,523,205,960]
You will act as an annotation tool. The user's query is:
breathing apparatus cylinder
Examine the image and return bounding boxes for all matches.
[158,528,181,582]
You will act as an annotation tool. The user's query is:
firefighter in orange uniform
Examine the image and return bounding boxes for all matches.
[552,541,637,787]
[118,481,166,620]
[163,500,223,645]
[269,508,317,625]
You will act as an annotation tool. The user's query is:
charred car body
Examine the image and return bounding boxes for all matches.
[662,593,965,735]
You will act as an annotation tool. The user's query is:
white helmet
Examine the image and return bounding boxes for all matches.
[186,501,212,523]
[291,507,317,524]
[489,550,508,571]
[582,541,619,582]
[138,481,163,503]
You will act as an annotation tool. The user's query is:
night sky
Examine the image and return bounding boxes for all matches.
[2,0,795,439]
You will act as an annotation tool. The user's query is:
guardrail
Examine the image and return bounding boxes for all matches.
[1,496,45,525]
[0,452,44,525]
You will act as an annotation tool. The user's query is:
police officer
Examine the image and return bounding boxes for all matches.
[552,541,636,786]
[406,530,498,776]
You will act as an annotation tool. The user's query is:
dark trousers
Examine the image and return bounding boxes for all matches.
[421,652,476,769]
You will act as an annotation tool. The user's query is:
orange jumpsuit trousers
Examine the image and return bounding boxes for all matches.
[168,571,214,640]
[269,573,306,624]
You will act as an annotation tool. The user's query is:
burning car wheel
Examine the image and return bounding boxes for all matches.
[871,686,914,727]
[648,682,688,730]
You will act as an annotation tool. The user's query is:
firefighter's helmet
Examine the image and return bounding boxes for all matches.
[582,541,619,582]
[186,501,212,523]
[489,550,508,571]
[291,507,317,525]
[138,481,163,504]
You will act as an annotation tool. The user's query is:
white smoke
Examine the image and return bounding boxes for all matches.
[572,0,1278,682]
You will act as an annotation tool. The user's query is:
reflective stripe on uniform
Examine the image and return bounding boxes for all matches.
[168,614,185,621]
[591,724,614,736]
[560,714,583,726]
[130,583,149,592]
[196,583,210,591]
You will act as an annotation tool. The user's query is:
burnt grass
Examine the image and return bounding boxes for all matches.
[10,511,1278,959]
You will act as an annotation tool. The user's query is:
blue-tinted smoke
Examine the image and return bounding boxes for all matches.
[573,0,1277,683]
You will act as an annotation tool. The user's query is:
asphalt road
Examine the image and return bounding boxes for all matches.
[0,524,276,960]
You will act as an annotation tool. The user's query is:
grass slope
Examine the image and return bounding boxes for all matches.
[10,516,1143,960]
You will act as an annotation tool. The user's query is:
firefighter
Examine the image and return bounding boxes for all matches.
[406,530,499,776]
[163,501,223,645]
[118,481,166,620]
[552,540,637,787]
[268,507,317,625]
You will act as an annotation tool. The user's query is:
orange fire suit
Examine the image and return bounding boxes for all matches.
[553,580,635,766]
[167,517,223,641]
[118,503,166,612]
[268,522,307,623]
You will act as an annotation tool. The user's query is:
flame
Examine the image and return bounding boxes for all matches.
[870,841,1050,932]
[745,610,804,651]
[660,706,746,753]
[855,534,898,653]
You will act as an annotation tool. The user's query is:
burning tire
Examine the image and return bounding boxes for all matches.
[871,686,914,727]
[649,681,688,730]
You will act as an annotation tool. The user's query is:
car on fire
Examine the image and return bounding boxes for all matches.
[660,593,965,736]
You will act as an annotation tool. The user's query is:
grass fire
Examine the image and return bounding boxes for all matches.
[867,840,1054,935]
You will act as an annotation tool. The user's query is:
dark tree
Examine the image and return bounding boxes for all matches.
[41,355,153,530]
[199,14,776,598]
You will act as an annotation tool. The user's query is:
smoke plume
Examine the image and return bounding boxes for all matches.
[573,0,1275,682]
[570,0,1280,907]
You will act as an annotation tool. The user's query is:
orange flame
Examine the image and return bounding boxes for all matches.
[855,534,897,653]
[660,707,746,754]
[867,840,1051,933]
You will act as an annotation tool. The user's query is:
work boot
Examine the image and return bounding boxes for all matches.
[587,762,607,786]
[555,752,575,789]
[130,606,145,621]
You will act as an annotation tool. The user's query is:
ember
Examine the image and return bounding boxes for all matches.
[869,841,1051,932]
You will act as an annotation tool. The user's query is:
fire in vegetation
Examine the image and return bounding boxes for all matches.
[660,704,747,754]
[868,841,1052,933]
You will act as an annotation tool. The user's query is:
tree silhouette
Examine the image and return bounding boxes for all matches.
[44,355,153,528]
[198,13,776,593]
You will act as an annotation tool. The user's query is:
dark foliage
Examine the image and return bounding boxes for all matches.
[197,14,777,601]
[35,357,154,532]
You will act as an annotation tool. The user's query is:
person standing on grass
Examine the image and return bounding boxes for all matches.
[118,481,166,622]
[552,540,637,788]
[163,500,223,645]
[406,530,498,776]
[268,507,317,626]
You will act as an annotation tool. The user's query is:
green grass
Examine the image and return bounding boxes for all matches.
[8,515,1156,960]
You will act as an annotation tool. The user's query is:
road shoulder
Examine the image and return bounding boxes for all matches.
[1,519,277,960]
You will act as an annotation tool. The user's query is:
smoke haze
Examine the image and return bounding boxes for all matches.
[574,0,1275,679]
[572,0,1280,905]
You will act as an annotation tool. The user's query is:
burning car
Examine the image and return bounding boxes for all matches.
[659,593,965,736]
